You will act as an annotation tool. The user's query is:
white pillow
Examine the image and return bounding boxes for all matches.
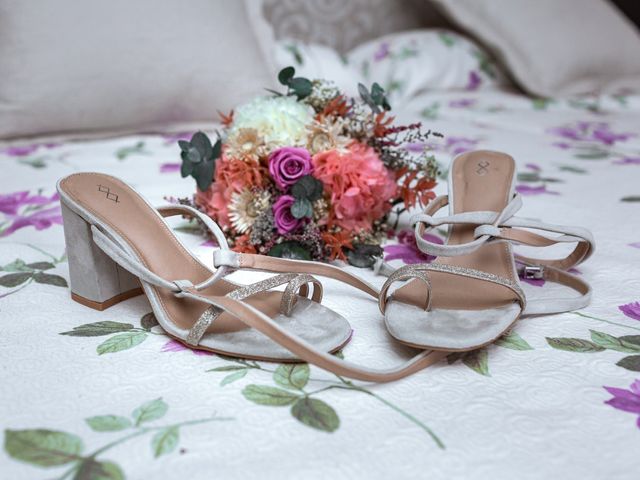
[274,30,510,108]
[0,0,276,140]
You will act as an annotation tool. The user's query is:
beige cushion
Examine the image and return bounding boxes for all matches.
[431,0,640,97]
[0,0,276,140]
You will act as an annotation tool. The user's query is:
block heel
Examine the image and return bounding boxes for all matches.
[60,202,142,310]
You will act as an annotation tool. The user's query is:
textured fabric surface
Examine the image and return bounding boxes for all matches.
[432,0,640,97]
[0,0,275,140]
[2,40,640,480]
[261,0,449,54]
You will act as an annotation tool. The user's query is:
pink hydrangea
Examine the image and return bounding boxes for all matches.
[312,142,397,231]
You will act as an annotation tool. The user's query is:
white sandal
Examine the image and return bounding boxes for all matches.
[378,150,594,351]
[57,172,446,382]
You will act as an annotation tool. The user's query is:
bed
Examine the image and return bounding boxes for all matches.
[2,2,640,479]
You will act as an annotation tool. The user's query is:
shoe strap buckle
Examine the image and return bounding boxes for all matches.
[522,265,544,280]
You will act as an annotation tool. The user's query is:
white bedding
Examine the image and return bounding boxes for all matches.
[2,34,640,480]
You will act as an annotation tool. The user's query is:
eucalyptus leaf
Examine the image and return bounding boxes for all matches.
[291,198,313,219]
[346,243,383,268]
[291,398,339,432]
[190,131,213,158]
[4,429,83,467]
[291,175,323,201]
[289,77,313,99]
[268,241,311,260]
[242,385,299,406]
[278,66,295,85]
[96,332,147,355]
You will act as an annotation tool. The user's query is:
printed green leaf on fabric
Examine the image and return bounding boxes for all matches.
[4,429,83,467]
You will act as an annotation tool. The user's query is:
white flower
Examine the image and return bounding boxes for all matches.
[230,96,313,148]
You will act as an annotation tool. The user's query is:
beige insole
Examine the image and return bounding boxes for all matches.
[59,173,324,336]
[392,151,519,312]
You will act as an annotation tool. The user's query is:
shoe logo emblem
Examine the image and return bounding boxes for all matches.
[476,161,490,175]
[97,185,120,203]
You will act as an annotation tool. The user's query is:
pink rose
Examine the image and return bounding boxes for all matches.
[268,147,312,190]
[272,195,302,234]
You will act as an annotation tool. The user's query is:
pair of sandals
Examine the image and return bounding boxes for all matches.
[57,151,594,382]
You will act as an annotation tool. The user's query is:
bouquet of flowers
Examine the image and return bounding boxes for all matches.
[176,66,440,267]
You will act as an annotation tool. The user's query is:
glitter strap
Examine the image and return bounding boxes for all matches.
[378,263,526,314]
[185,273,323,346]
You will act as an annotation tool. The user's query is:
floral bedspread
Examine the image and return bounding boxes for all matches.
[3,42,640,480]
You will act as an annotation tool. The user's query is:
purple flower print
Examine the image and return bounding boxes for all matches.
[0,142,59,157]
[515,185,560,196]
[604,379,640,429]
[525,163,541,172]
[161,339,212,356]
[629,242,640,249]
[373,42,391,61]
[160,162,181,173]
[0,191,62,237]
[548,121,635,146]
[384,229,443,264]
[613,157,640,165]
[428,137,480,156]
[448,99,477,109]
[466,71,482,91]
[619,302,640,321]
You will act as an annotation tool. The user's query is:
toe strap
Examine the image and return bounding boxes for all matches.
[379,263,526,314]
[185,273,323,346]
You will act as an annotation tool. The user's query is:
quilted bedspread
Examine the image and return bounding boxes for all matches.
[2,40,640,480]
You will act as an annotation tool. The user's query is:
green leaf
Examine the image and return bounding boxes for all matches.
[274,364,310,390]
[60,321,134,337]
[180,159,193,178]
[291,175,323,201]
[193,158,215,192]
[85,415,131,432]
[619,335,640,346]
[558,165,587,174]
[242,385,299,406]
[0,272,32,287]
[446,352,464,364]
[4,429,83,467]
[574,151,608,160]
[25,261,55,271]
[132,398,168,426]
[495,331,533,351]
[289,77,313,99]
[1,259,30,272]
[33,272,68,287]
[177,140,191,152]
[278,66,295,85]
[346,243,383,268]
[220,369,248,386]
[151,427,179,458]
[532,98,552,110]
[617,355,640,372]
[140,312,158,331]
[290,398,339,433]
[75,459,124,480]
[96,332,147,355]
[546,337,605,352]
[462,349,490,376]
[291,198,313,219]
[621,196,640,203]
[207,365,247,372]
[268,241,311,260]
[190,131,213,159]
[590,330,640,353]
